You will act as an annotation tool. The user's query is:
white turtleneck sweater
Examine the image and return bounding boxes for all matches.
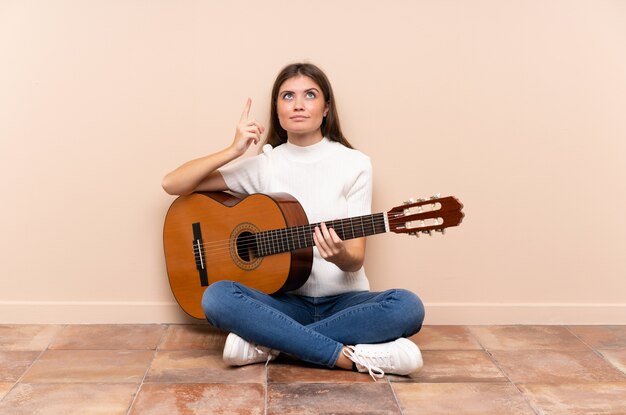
[218,137,372,297]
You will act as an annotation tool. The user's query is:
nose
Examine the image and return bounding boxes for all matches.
[293,95,305,111]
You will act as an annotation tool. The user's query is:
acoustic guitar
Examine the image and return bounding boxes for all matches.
[163,192,464,319]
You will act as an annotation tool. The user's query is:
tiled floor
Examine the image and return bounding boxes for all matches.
[0,324,625,414]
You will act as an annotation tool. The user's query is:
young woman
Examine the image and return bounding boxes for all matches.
[162,63,425,379]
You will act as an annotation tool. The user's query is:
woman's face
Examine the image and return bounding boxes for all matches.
[277,75,329,139]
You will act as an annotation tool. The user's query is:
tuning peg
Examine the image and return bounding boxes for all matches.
[403,198,416,205]
[408,231,419,237]
[422,230,432,236]
[436,228,446,234]
[430,193,441,200]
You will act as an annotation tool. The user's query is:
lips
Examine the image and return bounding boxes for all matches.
[289,116,309,120]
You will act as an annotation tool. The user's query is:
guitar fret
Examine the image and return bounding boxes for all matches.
[262,231,267,256]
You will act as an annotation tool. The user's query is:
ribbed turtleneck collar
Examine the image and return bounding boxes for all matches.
[281,137,333,162]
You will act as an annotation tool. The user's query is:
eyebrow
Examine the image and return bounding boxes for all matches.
[279,88,321,95]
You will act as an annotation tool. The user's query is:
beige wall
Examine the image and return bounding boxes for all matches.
[1,0,625,324]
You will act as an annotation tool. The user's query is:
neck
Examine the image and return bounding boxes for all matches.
[287,131,324,147]
[255,213,388,257]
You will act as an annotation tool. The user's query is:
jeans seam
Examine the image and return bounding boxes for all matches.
[310,290,400,333]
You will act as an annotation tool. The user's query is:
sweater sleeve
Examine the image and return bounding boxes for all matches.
[218,145,272,194]
[345,156,373,217]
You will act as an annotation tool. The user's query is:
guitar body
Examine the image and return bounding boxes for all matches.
[163,192,313,319]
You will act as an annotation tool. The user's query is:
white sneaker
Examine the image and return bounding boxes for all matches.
[343,338,423,380]
[223,333,279,366]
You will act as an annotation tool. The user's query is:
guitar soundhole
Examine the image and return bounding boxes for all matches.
[230,222,262,271]
[236,231,256,262]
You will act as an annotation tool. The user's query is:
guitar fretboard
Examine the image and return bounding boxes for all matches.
[255,213,387,257]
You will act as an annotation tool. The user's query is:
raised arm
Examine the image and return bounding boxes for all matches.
[161,98,265,196]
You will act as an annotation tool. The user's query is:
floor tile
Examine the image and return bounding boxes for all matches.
[0,325,63,351]
[393,382,535,414]
[0,383,14,400]
[145,350,264,384]
[469,325,588,350]
[0,351,40,381]
[158,324,227,352]
[410,326,482,350]
[129,383,264,415]
[268,362,374,383]
[20,350,153,383]
[0,383,136,415]
[489,349,626,384]
[389,351,507,383]
[519,382,626,414]
[268,383,400,414]
[598,349,626,376]
[49,324,166,350]
[567,326,626,349]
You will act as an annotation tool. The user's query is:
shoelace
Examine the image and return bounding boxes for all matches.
[252,345,275,367]
[343,346,385,381]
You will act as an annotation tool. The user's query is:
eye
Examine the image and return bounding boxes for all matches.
[282,92,293,100]
[306,91,316,99]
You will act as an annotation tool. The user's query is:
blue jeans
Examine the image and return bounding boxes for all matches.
[201,280,425,367]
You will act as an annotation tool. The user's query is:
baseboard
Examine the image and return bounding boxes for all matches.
[1,301,625,324]
[0,301,201,324]
[423,302,626,325]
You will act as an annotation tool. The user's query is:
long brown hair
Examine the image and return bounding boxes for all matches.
[264,63,353,149]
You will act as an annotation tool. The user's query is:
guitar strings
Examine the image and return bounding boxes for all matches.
[186,213,431,257]
[193,214,400,252]
[188,214,414,267]
[191,213,425,255]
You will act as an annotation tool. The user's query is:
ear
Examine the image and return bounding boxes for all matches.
[324,101,329,117]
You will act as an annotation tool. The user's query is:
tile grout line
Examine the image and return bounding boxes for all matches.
[564,325,626,380]
[125,323,169,415]
[466,325,542,415]
[386,376,404,415]
[264,362,269,415]
[0,323,68,404]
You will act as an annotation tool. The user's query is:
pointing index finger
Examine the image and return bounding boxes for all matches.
[240,98,251,122]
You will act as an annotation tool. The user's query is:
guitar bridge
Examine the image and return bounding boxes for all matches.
[192,223,209,287]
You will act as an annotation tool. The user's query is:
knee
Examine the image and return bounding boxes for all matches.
[392,289,425,336]
[201,280,235,325]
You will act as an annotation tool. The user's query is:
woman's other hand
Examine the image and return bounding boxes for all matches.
[313,222,365,272]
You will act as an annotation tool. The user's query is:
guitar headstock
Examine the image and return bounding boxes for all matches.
[387,195,464,236]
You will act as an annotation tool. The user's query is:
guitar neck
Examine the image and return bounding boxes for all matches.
[256,212,388,257]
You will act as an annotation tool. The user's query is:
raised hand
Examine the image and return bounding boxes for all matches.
[231,98,265,157]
